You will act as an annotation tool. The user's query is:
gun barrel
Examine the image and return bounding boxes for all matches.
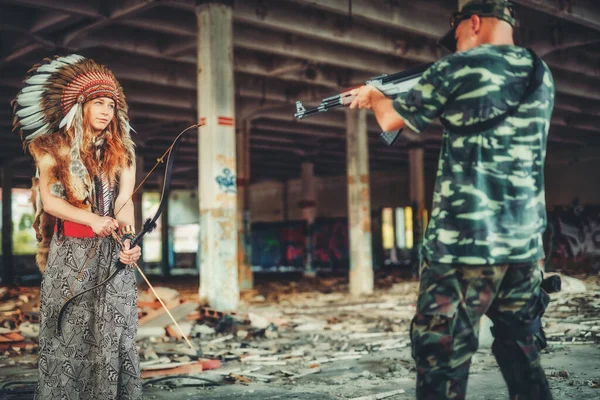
[294,95,344,119]
[294,62,433,120]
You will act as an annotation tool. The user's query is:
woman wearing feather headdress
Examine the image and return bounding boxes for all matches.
[13,55,143,399]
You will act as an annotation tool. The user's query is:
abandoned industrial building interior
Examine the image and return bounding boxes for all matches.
[0,0,599,399]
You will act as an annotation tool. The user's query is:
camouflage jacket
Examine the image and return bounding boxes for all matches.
[393,44,555,265]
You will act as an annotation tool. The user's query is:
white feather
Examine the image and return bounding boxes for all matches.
[20,112,44,127]
[61,54,84,64]
[60,102,80,130]
[21,86,46,94]
[22,118,46,131]
[124,120,137,134]
[16,92,43,107]
[36,63,60,73]
[25,124,49,141]
[49,59,68,69]
[16,104,41,118]
[26,74,50,85]
[55,56,72,64]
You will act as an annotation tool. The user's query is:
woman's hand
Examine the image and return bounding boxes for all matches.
[90,216,119,237]
[119,239,141,265]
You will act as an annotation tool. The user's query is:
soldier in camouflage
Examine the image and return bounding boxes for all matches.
[350,0,554,399]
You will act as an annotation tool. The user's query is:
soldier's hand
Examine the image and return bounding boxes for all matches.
[349,85,383,110]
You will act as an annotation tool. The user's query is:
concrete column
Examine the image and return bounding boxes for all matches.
[197,0,239,311]
[236,118,253,290]
[299,160,317,277]
[409,145,426,258]
[1,168,13,285]
[346,109,373,296]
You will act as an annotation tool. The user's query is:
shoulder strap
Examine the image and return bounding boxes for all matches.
[440,48,545,135]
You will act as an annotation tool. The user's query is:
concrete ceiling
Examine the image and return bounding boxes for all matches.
[1,0,599,188]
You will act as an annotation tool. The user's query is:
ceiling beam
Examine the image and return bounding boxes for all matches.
[512,0,600,33]
[0,0,106,19]
[283,0,448,39]
[29,11,74,33]
[63,0,160,47]
[74,26,600,103]
[233,0,443,64]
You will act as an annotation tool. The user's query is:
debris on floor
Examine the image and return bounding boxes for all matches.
[0,271,599,398]
[543,274,600,345]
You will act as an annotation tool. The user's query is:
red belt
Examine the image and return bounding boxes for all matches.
[55,221,96,238]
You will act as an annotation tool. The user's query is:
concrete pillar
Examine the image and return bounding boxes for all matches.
[346,109,374,296]
[197,0,239,311]
[409,145,426,262]
[1,168,13,285]
[299,160,317,277]
[236,118,253,290]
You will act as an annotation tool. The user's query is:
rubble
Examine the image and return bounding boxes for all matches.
[349,389,407,400]
[543,274,600,345]
[0,271,599,398]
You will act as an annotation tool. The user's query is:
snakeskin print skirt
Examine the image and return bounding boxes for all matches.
[34,234,142,399]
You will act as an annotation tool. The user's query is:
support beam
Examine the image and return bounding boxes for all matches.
[300,160,317,277]
[236,118,253,290]
[2,27,597,107]
[346,109,373,296]
[512,0,600,33]
[234,0,443,64]
[286,0,447,39]
[29,12,73,33]
[2,168,13,285]
[197,0,239,311]
[62,0,159,47]
[1,0,105,19]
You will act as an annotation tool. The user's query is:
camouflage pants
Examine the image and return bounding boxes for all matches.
[410,260,552,400]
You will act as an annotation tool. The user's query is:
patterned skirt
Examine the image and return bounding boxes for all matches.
[34,234,142,399]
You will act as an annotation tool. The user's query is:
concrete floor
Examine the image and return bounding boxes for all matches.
[1,344,598,399]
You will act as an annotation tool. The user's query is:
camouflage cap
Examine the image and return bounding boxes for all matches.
[439,0,516,52]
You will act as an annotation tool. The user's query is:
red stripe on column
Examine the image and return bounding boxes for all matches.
[217,116,234,126]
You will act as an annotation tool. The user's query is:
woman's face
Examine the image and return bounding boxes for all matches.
[85,97,115,135]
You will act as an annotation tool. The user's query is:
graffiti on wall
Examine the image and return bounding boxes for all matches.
[281,222,306,267]
[547,200,600,272]
[250,221,306,270]
[215,168,236,194]
[250,219,350,271]
[312,219,349,271]
[250,223,283,268]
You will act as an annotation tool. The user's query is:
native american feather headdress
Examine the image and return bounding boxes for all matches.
[11,54,132,151]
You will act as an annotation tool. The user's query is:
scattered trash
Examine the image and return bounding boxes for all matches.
[0,273,598,397]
